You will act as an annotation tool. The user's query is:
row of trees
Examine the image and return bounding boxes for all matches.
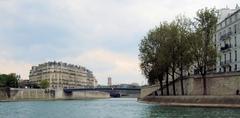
[139,8,218,95]
[0,73,49,89]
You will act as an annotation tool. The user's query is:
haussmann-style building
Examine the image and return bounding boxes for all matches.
[215,5,240,73]
[29,61,98,89]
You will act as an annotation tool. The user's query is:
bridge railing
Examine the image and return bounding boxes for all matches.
[63,87,140,93]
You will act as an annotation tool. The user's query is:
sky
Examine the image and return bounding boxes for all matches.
[0,0,239,85]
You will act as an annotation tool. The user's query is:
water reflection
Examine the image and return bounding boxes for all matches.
[0,98,240,118]
[144,104,240,118]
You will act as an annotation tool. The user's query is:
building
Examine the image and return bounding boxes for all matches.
[107,77,112,86]
[29,61,98,88]
[215,5,240,73]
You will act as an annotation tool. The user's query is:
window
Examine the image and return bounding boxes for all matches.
[235,36,237,47]
[230,52,232,62]
[224,54,226,64]
[229,27,232,32]
[220,56,222,64]
[220,56,222,62]
[235,64,238,71]
[235,50,237,61]
[229,66,232,72]
[234,24,237,34]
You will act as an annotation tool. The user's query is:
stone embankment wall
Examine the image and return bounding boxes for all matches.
[10,88,54,100]
[141,96,240,108]
[139,72,240,107]
[140,72,240,98]
[0,88,9,100]
[0,88,55,101]
[56,90,110,99]
[0,88,110,101]
[71,91,110,99]
[161,72,240,96]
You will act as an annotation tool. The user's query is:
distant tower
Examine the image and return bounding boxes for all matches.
[108,77,112,86]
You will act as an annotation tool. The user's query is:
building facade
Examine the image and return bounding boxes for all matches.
[216,5,240,73]
[29,61,98,88]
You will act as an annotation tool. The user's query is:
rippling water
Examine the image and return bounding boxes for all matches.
[0,98,240,118]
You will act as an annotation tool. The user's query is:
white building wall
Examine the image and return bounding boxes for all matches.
[216,6,240,73]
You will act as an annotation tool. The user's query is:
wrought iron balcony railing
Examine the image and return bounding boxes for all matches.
[220,44,231,51]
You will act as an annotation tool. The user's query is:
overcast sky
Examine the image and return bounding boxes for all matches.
[0,0,239,85]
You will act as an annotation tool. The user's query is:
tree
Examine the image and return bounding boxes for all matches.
[175,16,194,95]
[139,29,159,85]
[191,8,218,95]
[0,74,18,88]
[40,80,50,89]
[139,19,194,96]
[156,20,192,96]
[167,22,180,95]
[139,22,171,95]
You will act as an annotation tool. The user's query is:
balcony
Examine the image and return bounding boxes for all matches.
[227,31,232,36]
[220,31,232,41]
[220,44,231,51]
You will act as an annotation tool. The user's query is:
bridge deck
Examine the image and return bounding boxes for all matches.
[63,88,140,93]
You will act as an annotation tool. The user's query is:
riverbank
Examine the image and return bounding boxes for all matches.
[139,96,240,108]
[0,88,110,101]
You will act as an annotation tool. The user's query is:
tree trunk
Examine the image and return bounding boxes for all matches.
[172,67,176,95]
[166,69,169,95]
[159,78,163,96]
[154,91,158,96]
[203,74,207,95]
[180,63,184,95]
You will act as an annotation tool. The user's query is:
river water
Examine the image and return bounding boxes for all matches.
[0,98,240,118]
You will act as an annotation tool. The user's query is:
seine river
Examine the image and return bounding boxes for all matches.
[0,98,240,118]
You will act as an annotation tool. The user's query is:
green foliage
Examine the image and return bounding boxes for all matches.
[139,22,170,85]
[192,8,218,95]
[40,80,49,89]
[139,17,194,85]
[0,73,18,88]
[192,8,218,72]
[139,7,218,96]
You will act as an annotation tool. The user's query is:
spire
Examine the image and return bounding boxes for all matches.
[236,4,239,9]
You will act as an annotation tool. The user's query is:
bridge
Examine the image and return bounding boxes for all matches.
[63,88,140,98]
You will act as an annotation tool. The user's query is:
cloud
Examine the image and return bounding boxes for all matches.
[0,58,32,80]
[0,0,239,85]
[63,48,144,85]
